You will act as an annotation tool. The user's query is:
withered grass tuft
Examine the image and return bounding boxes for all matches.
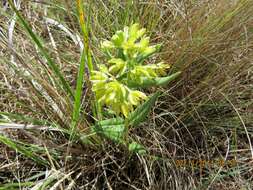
[0,0,252,189]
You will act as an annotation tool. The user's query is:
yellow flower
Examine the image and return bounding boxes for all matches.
[108,58,127,77]
[91,71,147,117]
[128,90,147,106]
[91,23,171,118]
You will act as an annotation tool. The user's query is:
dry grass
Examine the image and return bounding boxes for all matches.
[0,0,253,189]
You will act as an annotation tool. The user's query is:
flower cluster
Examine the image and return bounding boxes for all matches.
[91,69,146,117]
[91,23,170,117]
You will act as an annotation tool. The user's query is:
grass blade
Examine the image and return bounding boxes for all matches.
[0,135,48,166]
[70,51,86,139]
[7,0,74,99]
[76,0,93,72]
[0,182,34,190]
[70,0,93,138]
[0,112,49,125]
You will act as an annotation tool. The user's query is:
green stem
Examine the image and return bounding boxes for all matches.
[76,0,101,121]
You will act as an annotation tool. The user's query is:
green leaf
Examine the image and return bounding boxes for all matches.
[93,118,125,142]
[128,141,147,155]
[155,71,181,85]
[128,92,160,127]
[96,118,125,126]
[127,72,181,88]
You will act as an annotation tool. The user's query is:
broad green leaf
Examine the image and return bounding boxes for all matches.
[128,92,160,127]
[127,78,156,88]
[127,72,181,88]
[155,71,181,85]
[128,141,147,155]
[96,117,125,126]
[93,118,125,142]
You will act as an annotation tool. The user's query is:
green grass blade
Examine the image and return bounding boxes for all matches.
[7,0,74,99]
[0,182,34,190]
[0,112,49,125]
[70,0,100,139]
[70,51,86,139]
[0,135,48,166]
[70,0,93,139]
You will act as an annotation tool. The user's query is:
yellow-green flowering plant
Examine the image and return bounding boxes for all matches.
[89,23,181,153]
[5,0,180,160]
[91,23,178,117]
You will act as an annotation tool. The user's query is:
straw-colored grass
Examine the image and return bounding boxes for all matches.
[0,0,252,189]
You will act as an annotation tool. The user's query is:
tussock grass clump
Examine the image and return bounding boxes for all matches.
[0,0,253,189]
